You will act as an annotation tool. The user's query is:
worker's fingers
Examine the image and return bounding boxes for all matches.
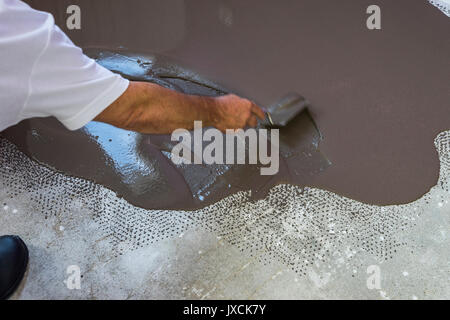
[246,115,258,128]
[250,103,266,120]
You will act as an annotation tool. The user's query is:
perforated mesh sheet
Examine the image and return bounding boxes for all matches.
[1,130,449,279]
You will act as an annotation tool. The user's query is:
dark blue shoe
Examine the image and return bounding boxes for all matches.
[0,235,28,300]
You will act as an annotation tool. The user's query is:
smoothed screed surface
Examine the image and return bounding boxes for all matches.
[22,0,450,205]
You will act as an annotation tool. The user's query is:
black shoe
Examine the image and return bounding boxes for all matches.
[0,235,29,300]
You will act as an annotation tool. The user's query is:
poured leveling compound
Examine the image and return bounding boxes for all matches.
[3,50,330,210]
[24,0,450,205]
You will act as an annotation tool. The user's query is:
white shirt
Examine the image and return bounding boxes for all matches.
[0,0,129,131]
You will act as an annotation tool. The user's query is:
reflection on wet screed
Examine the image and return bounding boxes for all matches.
[2,50,330,210]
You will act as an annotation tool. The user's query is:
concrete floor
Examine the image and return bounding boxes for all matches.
[0,130,449,300]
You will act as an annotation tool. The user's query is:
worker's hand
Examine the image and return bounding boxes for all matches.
[211,94,266,132]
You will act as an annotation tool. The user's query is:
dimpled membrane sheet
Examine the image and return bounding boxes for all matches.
[0,131,449,277]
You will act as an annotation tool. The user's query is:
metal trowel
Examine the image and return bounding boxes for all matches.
[261,92,310,128]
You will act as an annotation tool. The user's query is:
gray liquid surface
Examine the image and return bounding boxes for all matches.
[8,0,450,206]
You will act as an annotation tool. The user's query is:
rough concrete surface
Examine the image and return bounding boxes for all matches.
[1,130,449,299]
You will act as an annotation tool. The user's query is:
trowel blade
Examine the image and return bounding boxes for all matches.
[265,92,309,127]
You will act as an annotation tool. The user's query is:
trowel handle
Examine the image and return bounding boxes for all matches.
[265,112,274,126]
[256,111,275,128]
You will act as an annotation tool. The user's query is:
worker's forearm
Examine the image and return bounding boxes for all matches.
[95,81,265,134]
[95,81,216,134]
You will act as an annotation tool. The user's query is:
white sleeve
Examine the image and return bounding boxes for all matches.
[0,0,129,131]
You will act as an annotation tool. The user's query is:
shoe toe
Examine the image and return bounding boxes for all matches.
[0,235,29,300]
